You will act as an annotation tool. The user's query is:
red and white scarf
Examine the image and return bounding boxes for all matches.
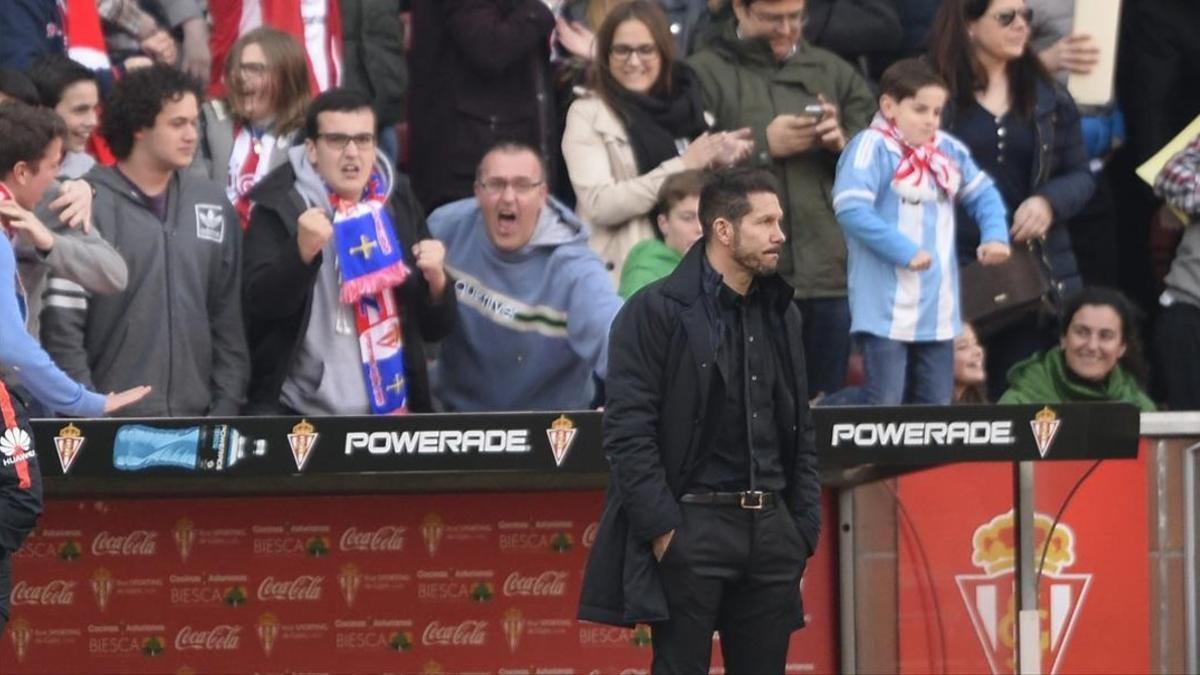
[226,126,276,230]
[871,118,961,203]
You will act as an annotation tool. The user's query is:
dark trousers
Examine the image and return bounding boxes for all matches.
[0,386,43,634]
[651,502,808,674]
[1154,302,1200,410]
[795,297,851,398]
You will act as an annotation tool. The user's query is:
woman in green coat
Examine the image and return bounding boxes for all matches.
[999,287,1156,412]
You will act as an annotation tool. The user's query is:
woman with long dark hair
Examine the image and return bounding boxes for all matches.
[928,0,1095,399]
[561,0,751,281]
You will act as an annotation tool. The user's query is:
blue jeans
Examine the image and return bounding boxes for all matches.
[859,333,954,405]
[795,298,851,399]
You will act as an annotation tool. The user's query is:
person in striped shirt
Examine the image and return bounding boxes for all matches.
[831,58,1010,405]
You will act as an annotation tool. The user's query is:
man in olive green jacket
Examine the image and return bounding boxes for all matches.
[688,0,875,398]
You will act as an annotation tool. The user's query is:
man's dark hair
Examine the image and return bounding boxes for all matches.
[0,68,40,106]
[0,102,67,178]
[304,87,376,141]
[475,140,547,183]
[650,169,709,240]
[879,58,948,103]
[28,54,97,108]
[698,167,781,239]
[102,64,204,160]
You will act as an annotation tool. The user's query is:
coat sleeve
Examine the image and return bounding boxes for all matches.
[833,60,878,139]
[689,52,778,169]
[0,243,105,418]
[34,184,129,295]
[360,0,409,127]
[39,274,95,390]
[1033,90,1095,222]
[562,99,689,229]
[0,2,49,71]
[439,0,555,76]
[602,295,682,543]
[243,202,323,322]
[206,201,250,416]
[786,308,821,554]
[833,132,919,267]
[805,0,902,57]
[1154,134,1200,217]
[566,253,623,380]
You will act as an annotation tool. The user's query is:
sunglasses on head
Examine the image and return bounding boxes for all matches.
[993,7,1033,27]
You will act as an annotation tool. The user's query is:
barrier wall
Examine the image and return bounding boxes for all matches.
[0,411,840,674]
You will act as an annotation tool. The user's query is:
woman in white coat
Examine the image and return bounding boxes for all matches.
[562,0,750,282]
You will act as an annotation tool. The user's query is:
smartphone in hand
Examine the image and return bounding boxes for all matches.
[802,103,825,122]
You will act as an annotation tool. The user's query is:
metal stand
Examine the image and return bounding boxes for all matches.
[1014,461,1041,674]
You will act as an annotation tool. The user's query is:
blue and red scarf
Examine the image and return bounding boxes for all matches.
[329,171,410,415]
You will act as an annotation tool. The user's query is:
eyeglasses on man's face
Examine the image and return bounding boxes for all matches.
[747,6,805,29]
[476,177,544,196]
[317,132,376,151]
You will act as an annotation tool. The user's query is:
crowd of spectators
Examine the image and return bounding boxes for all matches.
[0,0,1197,418]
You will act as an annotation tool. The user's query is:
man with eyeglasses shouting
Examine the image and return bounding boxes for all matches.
[41,65,249,417]
[689,0,876,402]
[427,141,622,412]
[240,88,456,416]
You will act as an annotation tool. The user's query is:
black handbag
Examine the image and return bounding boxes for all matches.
[959,240,1054,336]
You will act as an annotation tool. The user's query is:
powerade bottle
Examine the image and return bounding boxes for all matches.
[112,424,266,472]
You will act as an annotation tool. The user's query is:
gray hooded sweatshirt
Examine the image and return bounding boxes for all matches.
[40,165,249,416]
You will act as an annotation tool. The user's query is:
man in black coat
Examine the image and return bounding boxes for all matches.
[407,0,558,212]
[578,168,821,673]
[242,88,456,415]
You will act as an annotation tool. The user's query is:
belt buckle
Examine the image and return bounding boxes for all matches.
[739,491,766,510]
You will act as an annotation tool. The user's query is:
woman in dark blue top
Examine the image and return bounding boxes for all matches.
[928,0,1095,399]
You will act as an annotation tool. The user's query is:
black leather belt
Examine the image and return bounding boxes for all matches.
[679,491,777,510]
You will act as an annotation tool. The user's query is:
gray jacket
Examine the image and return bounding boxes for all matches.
[19,180,129,339]
[40,166,249,417]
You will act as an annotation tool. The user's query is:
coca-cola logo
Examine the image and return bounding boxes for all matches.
[91,530,158,556]
[257,575,324,601]
[583,522,599,548]
[10,580,75,606]
[175,624,241,651]
[502,571,567,597]
[339,526,405,552]
[421,620,487,646]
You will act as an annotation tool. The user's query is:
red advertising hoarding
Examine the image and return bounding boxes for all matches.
[2,491,837,674]
[896,457,1149,674]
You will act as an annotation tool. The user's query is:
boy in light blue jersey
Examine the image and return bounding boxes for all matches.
[832,59,1010,405]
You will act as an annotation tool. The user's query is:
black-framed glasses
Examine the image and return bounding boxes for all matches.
[476,178,544,195]
[611,44,658,61]
[317,133,376,151]
[992,7,1033,27]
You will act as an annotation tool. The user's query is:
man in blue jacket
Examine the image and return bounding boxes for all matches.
[579,168,820,673]
[427,141,622,412]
